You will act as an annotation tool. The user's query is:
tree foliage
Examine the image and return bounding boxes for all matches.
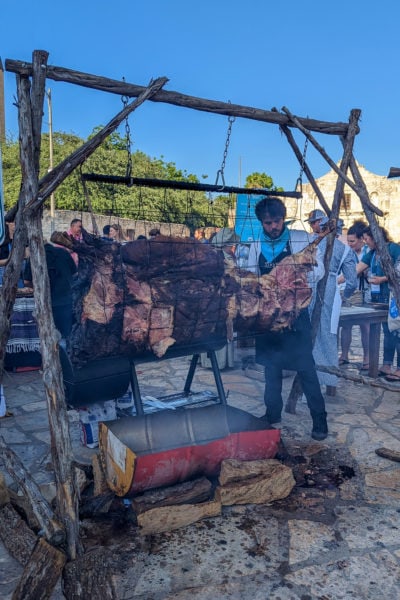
[2,132,281,229]
[245,171,283,192]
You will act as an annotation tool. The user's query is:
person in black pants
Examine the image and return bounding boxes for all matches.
[246,197,328,440]
[24,238,77,338]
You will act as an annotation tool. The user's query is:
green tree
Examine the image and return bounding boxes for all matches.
[2,134,22,208]
[245,172,283,191]
[3,130,265,228]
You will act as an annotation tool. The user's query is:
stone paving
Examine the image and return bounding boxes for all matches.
[1,338,400,599]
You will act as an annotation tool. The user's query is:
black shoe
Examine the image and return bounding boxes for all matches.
[259,412,281,426]
[267,413,282,426]
[311,412,328,441]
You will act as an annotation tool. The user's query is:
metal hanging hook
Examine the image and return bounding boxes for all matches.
[121,78,133,180]
[215,107,235,190]
[295,131,309,195]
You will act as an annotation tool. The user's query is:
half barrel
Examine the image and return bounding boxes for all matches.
[99,404,280,496]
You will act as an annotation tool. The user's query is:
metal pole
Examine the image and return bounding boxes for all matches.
[46,88,55,229]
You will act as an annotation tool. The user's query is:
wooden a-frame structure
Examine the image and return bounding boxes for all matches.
[1,49,399,598]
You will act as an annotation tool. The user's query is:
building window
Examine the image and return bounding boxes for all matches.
[370,192,387,212]
[381,197,390,213]
[341,193,351,212]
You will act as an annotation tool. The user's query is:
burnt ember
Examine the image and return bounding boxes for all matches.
[286,449,356,490]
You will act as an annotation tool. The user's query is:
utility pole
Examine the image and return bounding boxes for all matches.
[46,88,55,230]
[0,59,5,243]
[0,58,5,145]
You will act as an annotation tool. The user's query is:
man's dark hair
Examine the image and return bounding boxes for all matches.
[255,197,286,222]
[149,228,161,237]
[348,220,367,238]
[103,224,111,235]
[70,218,82,226]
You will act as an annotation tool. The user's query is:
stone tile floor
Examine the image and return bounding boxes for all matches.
[1,336,400,599]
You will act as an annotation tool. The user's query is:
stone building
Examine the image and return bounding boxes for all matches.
[286,162,400,242]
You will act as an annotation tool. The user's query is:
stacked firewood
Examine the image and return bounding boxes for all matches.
[126,458,295,535]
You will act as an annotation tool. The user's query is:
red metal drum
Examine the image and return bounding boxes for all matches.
[99,404,280,496]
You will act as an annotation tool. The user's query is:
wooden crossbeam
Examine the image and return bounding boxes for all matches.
[387,167,400,178]
[5,58,355,136]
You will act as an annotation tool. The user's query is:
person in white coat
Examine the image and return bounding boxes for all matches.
[305,211,357,392]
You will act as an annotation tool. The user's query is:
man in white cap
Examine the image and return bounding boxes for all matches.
[211,227,240,266]
[305,209,327,235]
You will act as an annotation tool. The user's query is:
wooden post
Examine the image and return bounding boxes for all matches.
[0,503,37,565]
[275,113,331,216]
[62,549,118,600]
[11,538,66,600]
[281,106,366,200]
[0,58,5,144]
[16,54,82,560]
[347,155,400,308]
[316,363,400,391]
[284,109,361,413]
[0,436,65,545]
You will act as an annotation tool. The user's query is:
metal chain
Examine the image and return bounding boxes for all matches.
[215,108,235,187]
[296,134,309,193]
[121,78,133,178]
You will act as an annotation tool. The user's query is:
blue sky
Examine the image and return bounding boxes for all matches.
[2,0,400,192]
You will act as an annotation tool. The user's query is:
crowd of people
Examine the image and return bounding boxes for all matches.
[210,203,400,439]
[2,206,400,441]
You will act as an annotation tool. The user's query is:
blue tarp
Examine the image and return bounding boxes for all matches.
[234,194,263,242]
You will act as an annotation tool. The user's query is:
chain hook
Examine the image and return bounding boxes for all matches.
[215,169,225,188]
[121,77,133,180]
[294,134,309,197]
[215,105,235,190]
[295,177,303,195]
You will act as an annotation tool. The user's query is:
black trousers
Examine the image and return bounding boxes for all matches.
[263,363,326,421]
[52,303,73,339]
[382,322,400,367]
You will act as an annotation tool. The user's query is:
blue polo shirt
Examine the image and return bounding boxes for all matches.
[361,241,400,301]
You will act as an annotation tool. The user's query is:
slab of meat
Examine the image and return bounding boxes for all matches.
[58,230,321,365]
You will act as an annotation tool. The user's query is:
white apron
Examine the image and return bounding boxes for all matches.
[330,244,350,334]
